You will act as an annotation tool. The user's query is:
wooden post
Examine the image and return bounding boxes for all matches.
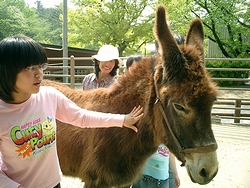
[70,55,75,89]
[234,99,241,123]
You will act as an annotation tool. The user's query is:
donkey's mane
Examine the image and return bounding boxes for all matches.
[110,56,156,106]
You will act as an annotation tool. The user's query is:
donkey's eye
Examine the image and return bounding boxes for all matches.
[173,103,186,112]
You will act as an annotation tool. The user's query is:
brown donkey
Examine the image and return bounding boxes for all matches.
[42,5,218,188]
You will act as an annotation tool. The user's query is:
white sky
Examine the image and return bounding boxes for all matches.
[25,0,74,8]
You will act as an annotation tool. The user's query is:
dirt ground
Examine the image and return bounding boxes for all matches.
[60,89,250,188]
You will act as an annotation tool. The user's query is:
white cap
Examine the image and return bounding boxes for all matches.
[92,45,123,66]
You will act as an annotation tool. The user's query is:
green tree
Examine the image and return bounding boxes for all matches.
[191,0,250,58]
[0,0,62,45]
[160,0,250,58]
[68,0,156,56]
[0,0,29,39]
[157,0,194,35]
[35,3,62,45]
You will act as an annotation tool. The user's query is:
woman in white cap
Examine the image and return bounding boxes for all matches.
[82,44,123,90]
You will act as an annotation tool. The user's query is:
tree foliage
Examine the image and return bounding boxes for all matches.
[34,2,62,44]
[1,0,249,58]
[206,61,250,86]
[68,0,156,56]
[160,0,250,58]
[0,0,62,45]
[0,0,28,39]
[191,0,250,58]
[157,0,194,35]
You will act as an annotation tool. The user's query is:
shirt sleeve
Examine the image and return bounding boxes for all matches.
[82,76,87,90]
[0,170,20,188]
[54,88,125,128]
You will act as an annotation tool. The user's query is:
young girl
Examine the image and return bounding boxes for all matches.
[131,145,180,188]
[0,35,143,188]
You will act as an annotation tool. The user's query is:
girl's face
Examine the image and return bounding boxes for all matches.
[12,64,46,103]
[98,60,115,75]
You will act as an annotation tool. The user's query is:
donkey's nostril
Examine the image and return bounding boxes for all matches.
[199,168,207,178]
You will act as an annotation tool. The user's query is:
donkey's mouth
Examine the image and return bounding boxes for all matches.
[186,163,217,185]
[187,165,196,183]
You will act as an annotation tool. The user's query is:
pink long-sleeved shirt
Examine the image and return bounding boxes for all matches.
[0,86,125,188]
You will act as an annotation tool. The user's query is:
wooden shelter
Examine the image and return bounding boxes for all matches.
[41,43,97,66]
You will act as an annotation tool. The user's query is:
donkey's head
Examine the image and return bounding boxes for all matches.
[153,5,218,184]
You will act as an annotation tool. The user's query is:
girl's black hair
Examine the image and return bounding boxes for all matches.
[0,34,47,103]
[126,56,142,69]
[93,59,119,77]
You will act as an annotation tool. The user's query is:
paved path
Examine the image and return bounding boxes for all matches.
[61,123,250,188]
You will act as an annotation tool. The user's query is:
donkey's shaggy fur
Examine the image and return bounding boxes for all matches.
[42,5,218,188]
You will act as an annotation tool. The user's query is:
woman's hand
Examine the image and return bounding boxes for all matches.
[123,105,143,132]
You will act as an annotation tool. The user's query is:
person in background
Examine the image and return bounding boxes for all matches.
[82,44,123,90]
[126,56,142,73]
[0,35,143,188]
[126,56,180,188]
[131,145,180,188]
[169,154,180,188]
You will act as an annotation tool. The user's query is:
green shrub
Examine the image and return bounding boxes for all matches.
[205,61,250,86]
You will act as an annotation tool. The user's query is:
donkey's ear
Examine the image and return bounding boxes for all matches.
[154,5,181,58]
[185,19,204,57]
[154,5,185,82]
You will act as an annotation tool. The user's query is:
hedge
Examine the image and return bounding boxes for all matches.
[205,61,250,86]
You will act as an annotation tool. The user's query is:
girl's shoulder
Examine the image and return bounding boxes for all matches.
[40,85,58,92]
[39,85,62,96]
[38,86,68,103]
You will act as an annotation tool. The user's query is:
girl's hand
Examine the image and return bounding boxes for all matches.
[123,105,143,132]
[174,174,180,188]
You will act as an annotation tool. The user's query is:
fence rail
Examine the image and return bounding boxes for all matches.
[44,56,250,124]
[212,98,250,123]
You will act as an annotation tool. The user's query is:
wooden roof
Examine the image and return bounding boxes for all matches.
[41,43,98,66]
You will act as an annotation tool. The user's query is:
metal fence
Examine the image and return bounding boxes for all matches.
[44,56,250,124]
